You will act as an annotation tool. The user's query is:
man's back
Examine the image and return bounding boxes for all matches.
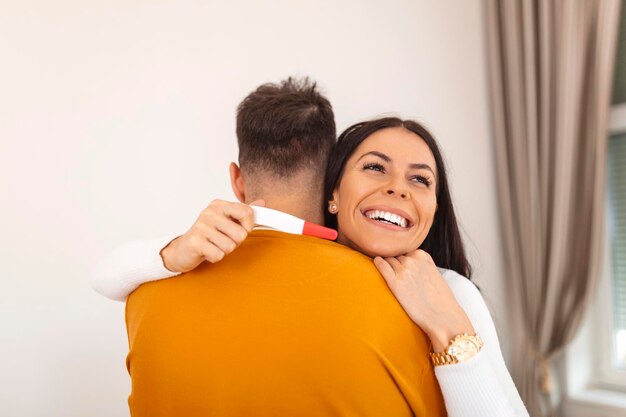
[126,230,446,416]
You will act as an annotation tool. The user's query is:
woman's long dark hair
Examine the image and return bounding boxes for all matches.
[323,117,472,279]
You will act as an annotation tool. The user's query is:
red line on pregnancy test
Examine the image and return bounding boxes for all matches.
[303,222,338,240]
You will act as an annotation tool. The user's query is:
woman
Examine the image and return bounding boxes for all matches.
[325,118,478,355]
[92,117,529,416]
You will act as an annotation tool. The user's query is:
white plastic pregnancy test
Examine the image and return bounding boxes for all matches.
[252,206,338,241]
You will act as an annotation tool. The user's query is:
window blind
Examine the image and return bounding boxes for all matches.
[612,4,626,104]
[609,133,626,333]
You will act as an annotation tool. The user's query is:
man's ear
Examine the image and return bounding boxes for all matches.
[229,162,246,203]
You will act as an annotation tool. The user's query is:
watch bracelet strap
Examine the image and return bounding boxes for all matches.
[430,352,458,366]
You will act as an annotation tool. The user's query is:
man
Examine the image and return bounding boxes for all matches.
[109,78,446,416]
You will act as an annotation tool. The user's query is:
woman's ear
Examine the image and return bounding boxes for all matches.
[229,162,246,203]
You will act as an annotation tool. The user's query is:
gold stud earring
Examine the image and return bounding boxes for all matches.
[328,201,338,214]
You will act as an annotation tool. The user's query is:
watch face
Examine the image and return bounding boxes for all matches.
[449,339,479,362]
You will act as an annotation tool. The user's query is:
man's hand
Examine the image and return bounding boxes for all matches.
[161,199,264,273]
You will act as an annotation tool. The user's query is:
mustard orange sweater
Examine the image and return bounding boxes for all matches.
[125,230,446,416]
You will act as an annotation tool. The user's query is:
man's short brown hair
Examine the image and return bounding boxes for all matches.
[236,77,336,177]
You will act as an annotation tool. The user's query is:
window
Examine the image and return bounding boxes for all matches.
[562,7,626,417]
[604,2,626,384]
[602,125,626,393]
[609,131,626,372]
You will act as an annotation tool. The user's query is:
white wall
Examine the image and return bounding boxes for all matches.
[0,1,507,415]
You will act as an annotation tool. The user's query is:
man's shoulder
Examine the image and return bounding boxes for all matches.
[128,230,383,306]
[177,230,378,284]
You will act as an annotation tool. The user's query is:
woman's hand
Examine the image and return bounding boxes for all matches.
[161,199,264,273]
[374,250,475,352]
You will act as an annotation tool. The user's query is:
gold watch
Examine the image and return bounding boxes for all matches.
[430,333,484,366]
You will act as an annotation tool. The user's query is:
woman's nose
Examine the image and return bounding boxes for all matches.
[386,189,409,198]
[385,180,410,199]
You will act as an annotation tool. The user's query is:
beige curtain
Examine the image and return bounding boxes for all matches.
[485,0,622,416]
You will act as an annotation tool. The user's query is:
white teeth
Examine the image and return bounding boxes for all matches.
[364,210,409,228]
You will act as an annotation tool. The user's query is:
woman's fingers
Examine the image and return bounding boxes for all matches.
[162,199,257,272]
[208,200,256,233]
[191,225,239,264]
[197,200,257,249]
[374,257,396,281]
[377,256,410,294]
[411,248,435,264]
[197,240,226,264]
[383,256,404,276]
[203,225,239,254]
[210,214,250,246]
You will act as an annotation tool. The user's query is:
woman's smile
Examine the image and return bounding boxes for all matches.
[360,206,413,230]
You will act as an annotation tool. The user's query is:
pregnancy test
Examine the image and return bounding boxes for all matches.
[252,206,338,241]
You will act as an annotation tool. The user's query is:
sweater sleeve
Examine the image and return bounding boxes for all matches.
[90,235,182,302]
[433,269,529,417]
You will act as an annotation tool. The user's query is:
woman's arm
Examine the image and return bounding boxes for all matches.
[90,236,182,301]
[374,252,529,417]
[434,269,529,417]
[90,200,258,301]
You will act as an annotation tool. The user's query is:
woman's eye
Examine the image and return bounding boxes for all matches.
[411,175,432,187]
[363,163,385,173]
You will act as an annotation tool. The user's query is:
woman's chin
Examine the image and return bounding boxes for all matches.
[356,241,412,259]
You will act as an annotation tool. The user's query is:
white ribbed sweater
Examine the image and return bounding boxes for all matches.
[91,235,529,417]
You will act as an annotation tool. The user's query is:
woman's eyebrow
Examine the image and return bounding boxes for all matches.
[409,163,436,176]
[357,151,436,176]
[357,151,391,162]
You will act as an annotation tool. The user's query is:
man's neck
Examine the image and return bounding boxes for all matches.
[242,168,325,225]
